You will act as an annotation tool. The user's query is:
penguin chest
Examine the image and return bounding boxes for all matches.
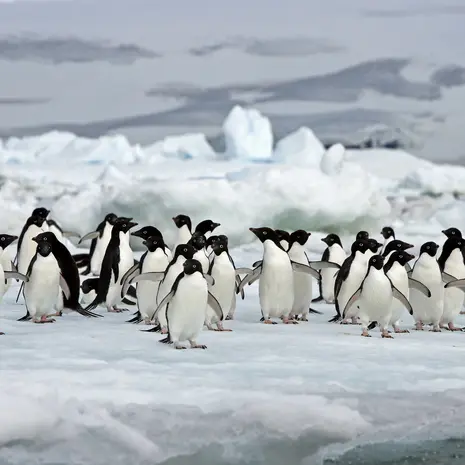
[193,250,209,274]
[442,250,465,321]
[208,257,236,319]
[357,272,393,321]
[17,226,41,275]
[386,266,409,324]
[25,256,60,312]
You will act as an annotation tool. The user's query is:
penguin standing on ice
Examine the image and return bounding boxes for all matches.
[131,225,172,260]
[16,214,47,276]
[343,254,412,338]
[172,214,193,248]
[83,218,137,313]
[382,240,414,262]
[365,238,383,259]
[188,233,210,274]
[154,258,222,349]
[380,226,395,254]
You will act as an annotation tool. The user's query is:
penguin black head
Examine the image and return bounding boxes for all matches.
[114,219,138,233]
[0,234,18,249]
[132,226,163,241]
[188,233,206,251]
[420,241,439,257]
[217,234,228,245]
[368,254,384,270]
[174,243,196,260]
[321,233,342,247]
[212,240,228,255]
[142,235,166,252]
[350,239,370,255]
[381,226,395,240]
[36,240,52,257]
[28,215,46,228]
[32,231,58,245]
[440,236,465,259]
[81,278,98,294]
[356,231,369,241]
[206,235,219,247]
[382,239,414,257]
[195,219,220,235]
[367,238,383,253]
[105,213,118,225]
[183,258,203,275]
[172,214,192,232]
[289,230,311,246]
[387,250,415,267]
[32,207,50,219]
[275,229,290,243]
[249,227,280,245]
[442,227,462,239]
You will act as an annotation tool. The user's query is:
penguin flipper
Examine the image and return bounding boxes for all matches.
[131,272,165,286]
[59,275,71,300]
[235,276,245,300]
[291,261,320,280]
[120,264,141,297]
[127,285,137,299]
[408,277,431,297]
[405,262,412,272]
[4,271,28,282]
[312,296,324,303]
[11,262,18,272]
[207,291,223,321]
[308,260,341,270]
[442,272,458,284]
[308,307,323,315]
[342,288,362,319]
[17,310,31,321]
[444,278,465,290]
[392,285,413,315]
[78,231,100,244]
[153,291,175,319]
[235,267,253,275]
[238,266,261,294]
[126,311,142,323]
[122,297,136,306]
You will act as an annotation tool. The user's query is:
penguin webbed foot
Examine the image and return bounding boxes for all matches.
[214,323,232,331]
[381,331,394,339]
[445,323,464,331]
[189,341,207,349]
[34,317,56,324]
[283,317,299,324]
[429,328,442,332]
[361,330,371,337]
[394,327,410,333]
[262,319,277,325]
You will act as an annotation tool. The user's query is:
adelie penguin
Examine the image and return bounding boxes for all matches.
[16,214,47,276]
[342,254,413,338]
[381,226,395,254]
[275,229,291,251]
[78,213,118,276]
[83,218,137,314]
[131,225,172,260]
[0,233,18,294]
[188,233,210,274]
[0,234,28,305]
[365,238,383,259]
[194,219,221,240]
[245,227,338,325]
[172,214,193,249]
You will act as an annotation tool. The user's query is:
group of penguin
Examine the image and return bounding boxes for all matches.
[2,207,465,347]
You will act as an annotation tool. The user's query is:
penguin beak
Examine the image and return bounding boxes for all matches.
[441,229,447,235]
[321,237,328,244]
[405,243,414,249]
[212,222,221,229]
[131,229,143,238]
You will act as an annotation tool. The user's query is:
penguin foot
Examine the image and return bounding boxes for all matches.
[429,328,441,332]
[175,345,187,350]
[394,328,410,333]
[161,327,168,334]
[283,318,299,325]
[446,323,463,331]
[381,332,394,339]
[262,319,277,325]
[108,307,123,313]
[190,343,207,349]
[115,307,130,312]
[414,322,424,331]
[361,331,371,337]
[215,324,232,332]
[299,317,309,322]
[34,317,56,324]
[49,311,62,317]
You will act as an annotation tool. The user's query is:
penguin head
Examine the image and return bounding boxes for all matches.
[441,236,465,258]
[174,244,196,260]
[132,226,163,241]
[388,250,415,266]
[351,239,370,255]
[114,219,138,233]
[188,232,207,251]
[368,254,384,270]
[183,258,203,275]
[356,230,369,241]
[172,214,192,231]
[0,234,18,249]
[289,229,311,247]
[81,278,98,294]
[367,238,383,253]
[105,213,118,225]
[250,227,280,245]
[420,241,439,257]
[212,240,228,256]
[142,235,166,252]
[382,239,414,257]
[31,207,50,219]
[28,215,46,228]
[275,229,290,243]
[321,233,342,247]
[381,226,395,240]
[195,219,220,235]
[32,231,57,244]
[217,234,228,245]
[36,240,53,257]
[442,227,462,239]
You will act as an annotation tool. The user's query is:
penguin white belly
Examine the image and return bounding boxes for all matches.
[441,250,465,324]
[17,225,42,275]
[410,259,443,326]
[167,274,208,343]
[157,261,185,329]
[174,225,192,248]
[288,246,312,318]
[322,245,346,303]
[259,246,294,319]
[0,252,12,294]
[382,237,393,255]
[164,247,173,262]
[205,255,235,325]
[337,258,368,316]
[351,273,393,329]
[106,242,134,308]
[386,264,410,327]
[193,249,209,274]
[91,225,112,276]
[137,250,169,322]
[24,255,60,320]
[81,290,96,306]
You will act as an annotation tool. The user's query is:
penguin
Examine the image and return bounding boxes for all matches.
[46,219,81,244]
[188,233,210,274]
[329,239,371,324]
[144,244,196,333]
[382,239,414,262]
[287,230,314,321]
[437,236,465,331]
[83,218,137,313]
[78,213,118,276]
[80,277,99,306]
[16,214,47,276]
[131,225,172,260]
[32,232,101,318]
[172,214,193,248]
[380,226,395,254]
[275,229,291,251]
[152,258,222,349]
[342,254,412,338]
[356,231,369,241]
[0,233,18,293]
[247,227,337,324]
[22,239,71,324]
[368,251,431,333]
[194,219,221,239]
[408,241,445,332]
[442,227,462,239]
[0,234,28,302]
[206,235,220,256]
[313,233,347,304]
[365,238,383,259]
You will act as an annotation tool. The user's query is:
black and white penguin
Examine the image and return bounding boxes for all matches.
[0,234,27,302]
[365,238,383,259]
[329,239,371,324]
[131,225,172,260]
[380,226,395,254]
[16,214,47,276]
[172,214,193,248]
[343,254,412,338]
[155,258,222,349]
[313,233,347,304]
[83,218,137,313]
[194,219,221,240]
[248,227,336,324]
[22,238,71,324]
[382,239,414,262]
[408,241,444,332]
[0,233,18,293]
[275,229,291,251]
[442,227,462,239]
[356,231,369,241]
[80,277,99,306]
[78,213,118,276]
[188,233,210,274]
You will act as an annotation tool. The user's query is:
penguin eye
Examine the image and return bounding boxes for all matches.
[183,248,187,252]
[0,237,4,241]
[123,223,127,228]
[263,231,267,235]
[44,237,47,241]
[220,244,224,248]
[193,265,197,269]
